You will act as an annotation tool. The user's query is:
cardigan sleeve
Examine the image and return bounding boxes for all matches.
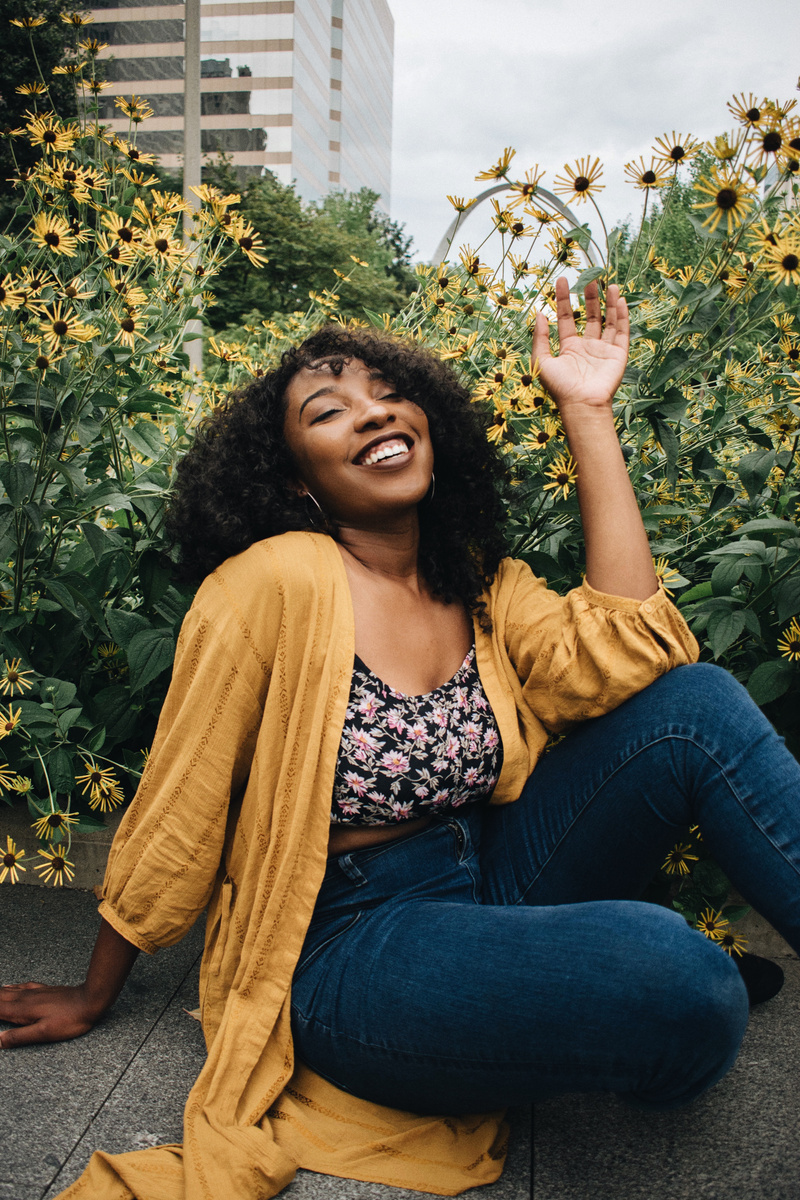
[498,560,699,735]
[99,587,269,954]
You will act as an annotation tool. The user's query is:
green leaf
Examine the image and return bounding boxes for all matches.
[647,414,679,467]
[138,549,174,608]
[573,265,606,294]
[735,518,799,538]
[649,348,690,391]
[775,575,800,624]
[707,610,746,659]
[47,745,75,794]
[0,461,35,508]
[693,860,730,899]
[711,558,745,595]
[747,659,794,705]
[735,450,776,500]
[708,483,735,515]
[707,540,766,559]
[127,628,175,692]
[106,608,151,650]
[677,582,714,606]
[722,904,751,924]
[121,420,167,460]
[74,814,108,833]
[40,677,77,708]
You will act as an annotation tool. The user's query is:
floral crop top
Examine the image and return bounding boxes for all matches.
[331,646,503,825]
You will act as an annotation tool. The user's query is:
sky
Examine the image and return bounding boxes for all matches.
[387,0,800,263]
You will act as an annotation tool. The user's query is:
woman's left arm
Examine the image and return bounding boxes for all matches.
[533,275,658,601]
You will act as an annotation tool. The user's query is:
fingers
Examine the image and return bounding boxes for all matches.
[601,284,629,349]
[531,310,551,362]
[554,275,577,345]
[583,281,602,339]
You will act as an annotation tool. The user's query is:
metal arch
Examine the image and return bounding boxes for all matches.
[430,182,603,268]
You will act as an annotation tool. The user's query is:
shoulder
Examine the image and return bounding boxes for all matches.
[194,532,337,616]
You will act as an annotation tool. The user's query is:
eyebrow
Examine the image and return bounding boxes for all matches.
[297,369,388,422]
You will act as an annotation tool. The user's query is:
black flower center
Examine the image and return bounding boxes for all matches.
[556,472,569,484]
[536,431,549,444]
[118,226,134,243]
[643,170,656,184]
[520,373,533,387]
[44,232,60,247]
[782,254,799,272]
[63,169,76,182]
[670,146,685,161]
[53,320,68,336]
[51,857,65,872]
[239,236,253,251]
[762,130,782,153]
[715,187,739,211]
[35,355,49,369]
[128,148,140,160]
[46,813,64,829]
[2,853,15,866]
[121,318,135,333]
[43,130,57,144]
[155,238,168,252]
[746,107,761,123]
[573,175,590,192]
[788,348,799,360]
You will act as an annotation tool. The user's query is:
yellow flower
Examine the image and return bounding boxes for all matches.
[38,302,99,355]
[0,762,16,791]
[552,156,604,203]
[692,167,756,235]
[61,11,94,26]
[26,114,77,154]
[226,216,269,267]
[79,36,107,55]
[446,195,476,213]
[31,808,79,841]
[696,908,730,939]
[652,131,701,168]
[727,93,769,128]
[708,131,743,162]
[543,453,579,499]
[101,210,143,248]
[15,81,49,96]
[0,658,34,696]
[547,230,580,268]
[779,336,800,364]
[0,704,22,739]
[141,226,186,268]
[35,845,76,886]
[777,617,800,661]
[523,417,560,451]
[716,928,748,957]
[10,15,46,28]
[80,76,111,94]
[114,94,154,123]
[507,166,545,209]
[111,136,156,166]
[763,239,800,286]
[623,157,669,190]
[113,312,145,350]
[653,556,682,597]
[458,245,490,280]
[10,775,33,794]
[61,275,96,302]
[662,842,699,875]
[52,62,85,77]
[750,124,784,162]
[475,146,516,181]
[76,758,124,812]
[31,213,78,258]
[0,274,25,310]
[95,231,138,267]
[0,836,25,884]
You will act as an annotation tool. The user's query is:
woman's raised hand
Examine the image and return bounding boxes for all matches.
[532,276,629,415]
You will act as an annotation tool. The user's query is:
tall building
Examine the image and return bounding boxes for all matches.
[89,1,393,206]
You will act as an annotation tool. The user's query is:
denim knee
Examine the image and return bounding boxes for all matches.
[626,910,749,1109]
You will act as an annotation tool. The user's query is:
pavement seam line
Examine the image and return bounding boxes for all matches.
[40,947,204,1200]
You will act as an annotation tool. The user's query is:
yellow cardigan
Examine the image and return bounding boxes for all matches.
[58,532,698,1200]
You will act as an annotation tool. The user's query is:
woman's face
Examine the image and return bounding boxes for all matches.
[282,357,434,527]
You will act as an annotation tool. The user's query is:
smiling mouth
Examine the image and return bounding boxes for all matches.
[355,436,413,467]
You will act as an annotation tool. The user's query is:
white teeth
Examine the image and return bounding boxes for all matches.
[360,440,409,466]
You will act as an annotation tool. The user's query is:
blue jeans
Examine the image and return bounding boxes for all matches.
[290,664,800,1115]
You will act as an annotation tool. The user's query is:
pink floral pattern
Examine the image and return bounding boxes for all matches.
[331,648,503,825]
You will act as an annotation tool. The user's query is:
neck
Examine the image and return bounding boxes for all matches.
[336,516,423,589]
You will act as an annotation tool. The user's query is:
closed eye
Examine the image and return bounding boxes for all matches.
[310,407,342,423]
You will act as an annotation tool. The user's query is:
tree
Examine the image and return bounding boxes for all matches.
[202,163,416,330]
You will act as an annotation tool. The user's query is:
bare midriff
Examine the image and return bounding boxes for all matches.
[327,813,434,857]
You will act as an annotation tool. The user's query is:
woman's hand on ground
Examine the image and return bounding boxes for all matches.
[533,276,629,416]
[0,981,101,1047]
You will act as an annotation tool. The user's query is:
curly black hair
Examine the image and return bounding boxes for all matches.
[165,325,511,619]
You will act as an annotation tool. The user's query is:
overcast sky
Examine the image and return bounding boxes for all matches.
[388,0,800,262]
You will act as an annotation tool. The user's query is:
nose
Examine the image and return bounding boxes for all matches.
[353,393,396,429]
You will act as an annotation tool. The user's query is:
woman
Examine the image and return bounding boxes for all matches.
[1,280,798,1200]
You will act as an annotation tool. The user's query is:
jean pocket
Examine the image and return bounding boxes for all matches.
[293,910,362,983]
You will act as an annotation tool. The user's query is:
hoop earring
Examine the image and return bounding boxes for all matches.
[424,472,436,503]
[301,490,326,524]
